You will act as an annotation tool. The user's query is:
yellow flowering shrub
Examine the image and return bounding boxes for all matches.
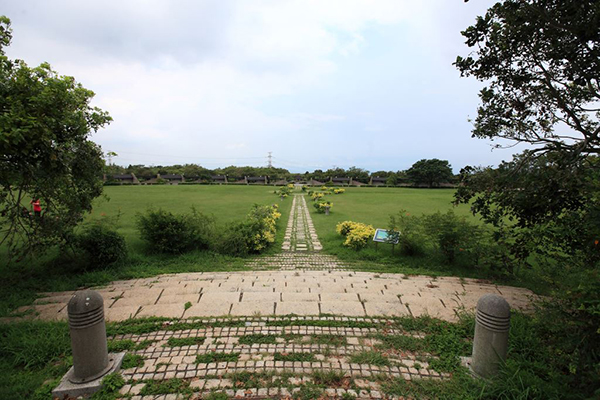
[314,201,332,213]
[336,220,375,250]
[334,188,345,194]
[246,204,281,252]
[311,192,324,201]
[336,221,357,236]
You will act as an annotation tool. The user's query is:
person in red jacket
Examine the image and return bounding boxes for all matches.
[30,198,41,218]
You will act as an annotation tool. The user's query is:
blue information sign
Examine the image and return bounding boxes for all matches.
[372,229,399,244]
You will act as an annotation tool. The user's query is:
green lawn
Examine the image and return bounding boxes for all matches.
[305,187,516,281]
[307,187,475,232]
[0,185,292,317]
[91,185,291,253]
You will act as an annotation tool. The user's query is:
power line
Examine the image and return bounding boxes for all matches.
[115,150,266,160]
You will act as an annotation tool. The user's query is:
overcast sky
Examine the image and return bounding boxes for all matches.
[2,0,522,172]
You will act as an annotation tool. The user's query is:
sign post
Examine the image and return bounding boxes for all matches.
[372,229,399,253]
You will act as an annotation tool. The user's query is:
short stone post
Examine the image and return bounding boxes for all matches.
[52,290,125,398]
[325,205,330,215]
[469,294,511,379]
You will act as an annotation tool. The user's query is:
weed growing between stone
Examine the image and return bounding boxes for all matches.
[163,336,206,347]
[195,352,240,364]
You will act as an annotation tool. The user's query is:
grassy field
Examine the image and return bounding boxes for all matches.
[304,187,527,284]
[0,185,292,317]
[307,186,475,231]
[90,185,291,253]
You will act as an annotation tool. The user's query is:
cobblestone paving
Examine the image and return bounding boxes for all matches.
[282,194,322,252]
[113,315,449,400]
[23,193,538,399]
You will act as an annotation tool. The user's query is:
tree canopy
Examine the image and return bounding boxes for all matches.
[406,159,454,187]
[456,3,600,393]
[455,0,600,158]
[0,16,112,259]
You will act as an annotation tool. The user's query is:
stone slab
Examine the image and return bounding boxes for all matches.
[230,301,275,316]
[321,293,360,302]
[276,301,320,316]
[281,293,319,302]
[136,304,185,318]
[242,292,280,302]
[110,296,158,307]
[199,293,241,303]
[157,294,200,305]
[104,306,141,321]
[185,303,232,317]
[320,301,366,316]
[364,302,410,317]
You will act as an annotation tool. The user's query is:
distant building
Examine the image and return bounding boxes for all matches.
[246,176,268,185]
[110,173,140,184]
[211,175,228,184]
[331,177,351,186]
[369,176,387,186]
[306,179,324,186]
[145,173,185,185]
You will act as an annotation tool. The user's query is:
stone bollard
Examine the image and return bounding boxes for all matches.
[68,290,112,382]
[325,205,330,215]
[470,294,511,379]
[52,290,125,398]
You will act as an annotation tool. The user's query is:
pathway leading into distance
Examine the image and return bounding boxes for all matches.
[282,194,322,252]
[19,193,536,323]
[12,193,539,399]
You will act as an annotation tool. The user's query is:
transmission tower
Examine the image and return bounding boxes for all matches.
[267,152,273,168]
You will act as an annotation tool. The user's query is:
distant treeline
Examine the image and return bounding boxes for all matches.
[104,160,457,187]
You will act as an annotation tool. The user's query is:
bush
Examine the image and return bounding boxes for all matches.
[311,192,324,201]
[336,221,356,236]
[423,210,477,263]
[136,208,215,254]
[333,188,345,194]
[75,223,127,268]
[337,221,375,250]
[388,211,427,256]
[313,201,332,213]
[217,204,281,256]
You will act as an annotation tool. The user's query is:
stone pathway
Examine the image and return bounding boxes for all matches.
[28,271,535,323]
[282,194,322,252]
[114,315,450,399]
[18,193,539,399]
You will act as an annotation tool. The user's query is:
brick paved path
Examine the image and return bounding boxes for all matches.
[282,194,322,252]
[20,193,538,399]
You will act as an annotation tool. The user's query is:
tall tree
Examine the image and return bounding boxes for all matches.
[0,16,112,259]
[406,159,453,187]
[455,3,600,393]
[455,0,600,158]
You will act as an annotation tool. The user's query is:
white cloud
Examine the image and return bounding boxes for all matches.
[2,0,513,171]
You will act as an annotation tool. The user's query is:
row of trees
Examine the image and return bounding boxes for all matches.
[106,159,456,187]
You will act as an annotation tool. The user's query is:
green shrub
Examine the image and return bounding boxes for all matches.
[423,210,477,263]
[389,211,427,256]
[216,204,281,256]
[74,223,127,268]
[336,221,375,250]
[336,221,355,236]
[313,201,332,213]
[136,208,215,254]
